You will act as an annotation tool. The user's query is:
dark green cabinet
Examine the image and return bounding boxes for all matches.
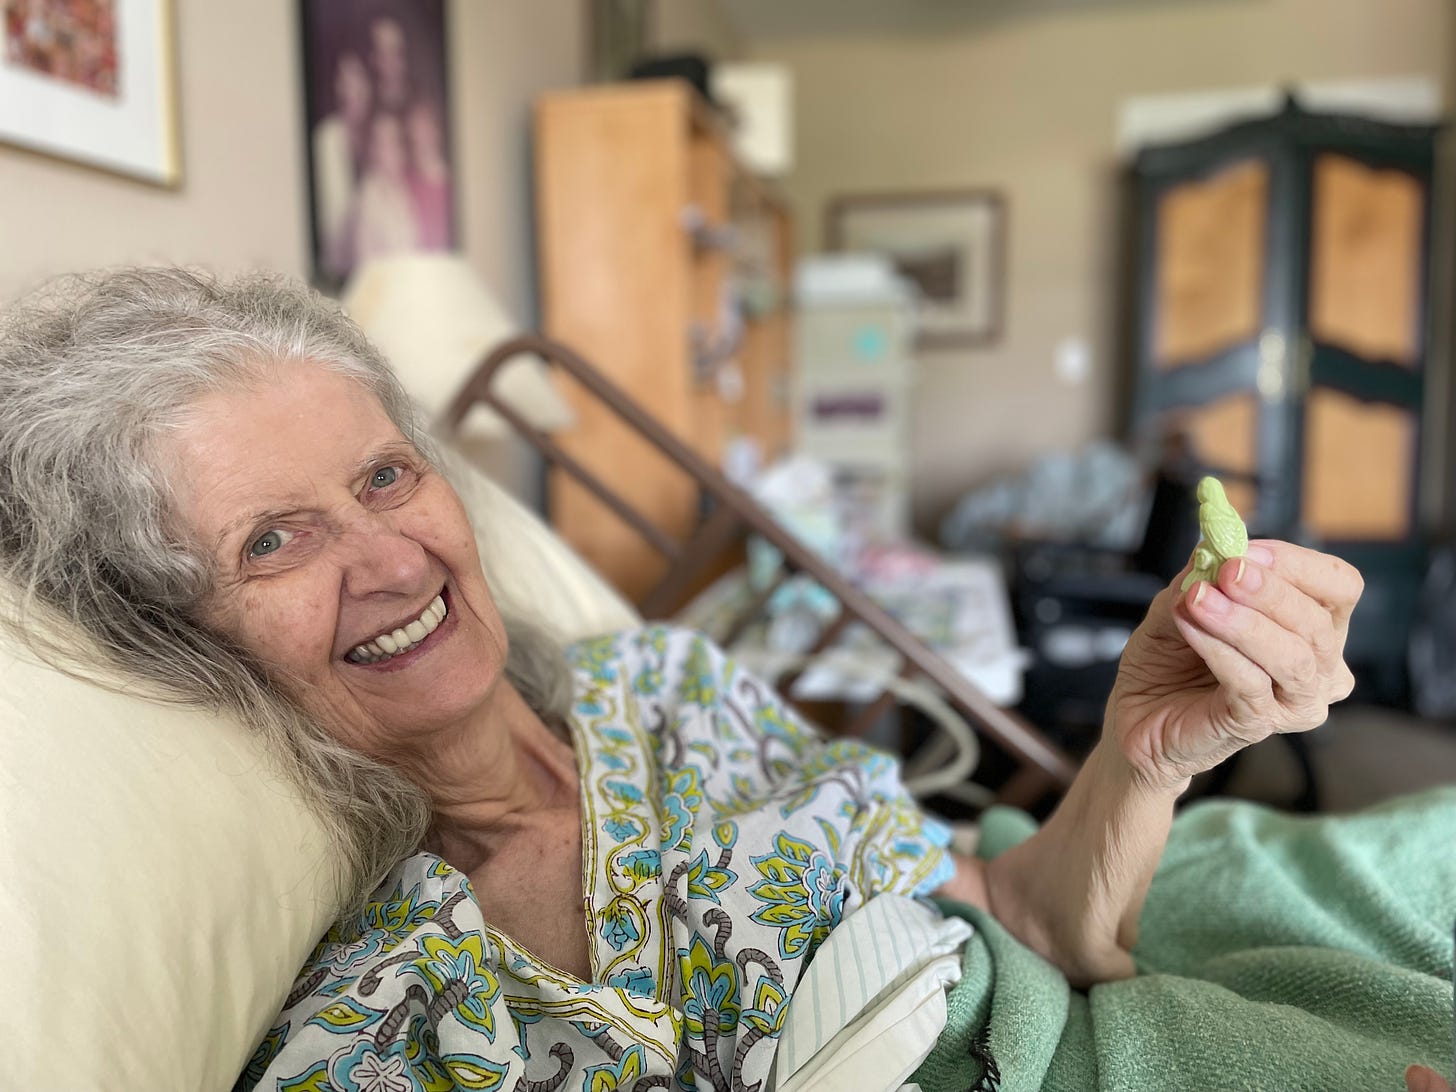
[1128,99,1439,696]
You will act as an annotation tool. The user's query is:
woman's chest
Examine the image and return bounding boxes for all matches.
[469,813,591,982]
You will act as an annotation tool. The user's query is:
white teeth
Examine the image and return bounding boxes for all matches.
[347,594,448,665]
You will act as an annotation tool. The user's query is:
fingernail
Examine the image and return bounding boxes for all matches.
[1189,582,1206,608]
[1234,558,1261,590]
[1246,544,1274,565]
[1196,583,1230,614]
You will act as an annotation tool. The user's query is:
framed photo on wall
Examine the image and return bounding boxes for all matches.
[826,190,1006,348]
[300,0,458,290]
[0,0,180,185]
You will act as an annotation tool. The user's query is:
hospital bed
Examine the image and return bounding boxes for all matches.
[444,332,1077,809]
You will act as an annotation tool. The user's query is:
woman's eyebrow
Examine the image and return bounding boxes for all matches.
[349,441,417,478]
[213,507,299,555]
[211,443,418,554]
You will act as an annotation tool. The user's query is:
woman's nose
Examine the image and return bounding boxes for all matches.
[336,517,431,599]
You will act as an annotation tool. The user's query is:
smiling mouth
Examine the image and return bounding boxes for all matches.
[345,587,450,665]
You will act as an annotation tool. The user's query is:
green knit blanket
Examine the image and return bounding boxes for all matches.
[914,788,1456,1092]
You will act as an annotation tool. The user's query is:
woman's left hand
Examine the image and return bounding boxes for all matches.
[967,539,1363,986]
[1108,539,1363,793]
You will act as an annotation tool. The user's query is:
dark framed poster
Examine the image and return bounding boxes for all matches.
[300,0,458,289]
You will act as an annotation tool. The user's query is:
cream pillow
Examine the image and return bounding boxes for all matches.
[446,450,639,642]
[1,455,637,1090]
[0,622,340,1092]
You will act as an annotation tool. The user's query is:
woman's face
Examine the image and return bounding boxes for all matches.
[334,52,371,123]
[161,364,508,762]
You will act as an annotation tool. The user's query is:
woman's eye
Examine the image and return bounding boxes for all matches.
[247,529,292,559]
[371,466,401,489]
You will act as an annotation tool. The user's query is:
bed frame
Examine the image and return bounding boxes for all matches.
[443,334,1077,807]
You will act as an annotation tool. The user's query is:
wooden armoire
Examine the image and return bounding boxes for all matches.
[1127,98,1440,697]
[533,81,794,606]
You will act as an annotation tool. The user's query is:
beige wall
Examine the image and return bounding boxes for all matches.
[452,0,584,325]
[0,0,584,497]
[748,0,1453,530]
[654,0,746,61]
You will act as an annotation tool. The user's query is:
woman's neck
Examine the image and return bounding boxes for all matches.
[409,680,579,871]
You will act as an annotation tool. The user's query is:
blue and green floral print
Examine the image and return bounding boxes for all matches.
[239,625,953,1092]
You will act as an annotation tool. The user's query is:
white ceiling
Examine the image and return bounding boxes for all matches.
[716,0,1205,41]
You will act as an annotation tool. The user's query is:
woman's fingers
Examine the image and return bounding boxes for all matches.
[1170,605,1272,729]
[1117,539,1363,775]
[1244,539,1363,635]
[1180,577,1344,725]
[1215,553,1352,690]
[1407,1064,1454,1092]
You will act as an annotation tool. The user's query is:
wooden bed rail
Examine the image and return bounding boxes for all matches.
[442,333,1077,805]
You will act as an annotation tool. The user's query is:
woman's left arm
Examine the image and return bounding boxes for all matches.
[935,540,1363,987]
[934,738,1180,985]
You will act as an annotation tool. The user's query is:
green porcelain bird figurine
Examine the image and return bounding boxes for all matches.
[1180,475,1249,592]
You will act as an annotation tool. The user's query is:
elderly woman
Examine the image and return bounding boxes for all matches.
[0,269,1449,1092]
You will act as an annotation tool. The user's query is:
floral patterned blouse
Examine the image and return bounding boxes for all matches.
[238,625,955,1092]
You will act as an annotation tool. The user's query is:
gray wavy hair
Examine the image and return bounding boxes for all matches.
[0,266,572,909]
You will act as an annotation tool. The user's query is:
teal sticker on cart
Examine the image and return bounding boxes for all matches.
[852,324,888,362]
